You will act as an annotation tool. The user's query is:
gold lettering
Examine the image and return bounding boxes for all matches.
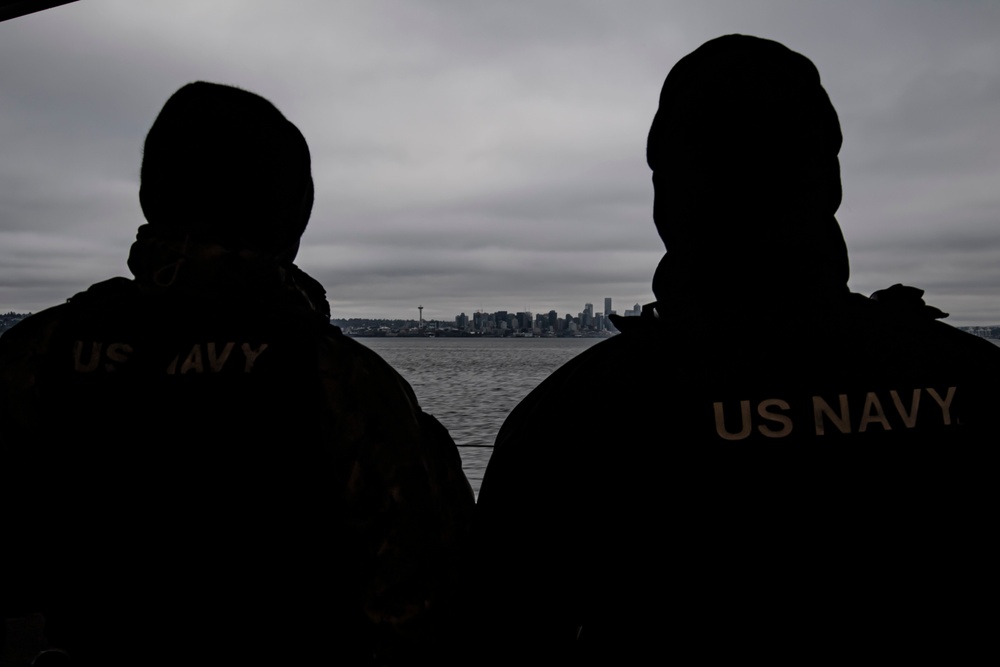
[757,399,793,438]
[813,394,850,435]
[859,392,891,432]
[73,341,100,372]
[926,387,957,425]
[714,401,751,441]
[166,354,179,375]
[207,342,235,372]
[890,389,920,428]
[104,343,133,372]
[180,344,204,374]
[241,343,268,373]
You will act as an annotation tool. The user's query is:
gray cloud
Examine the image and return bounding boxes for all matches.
[1,0,998,324]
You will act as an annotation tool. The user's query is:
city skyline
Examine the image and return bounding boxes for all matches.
[334,300,637,337]
[338,298,641,326]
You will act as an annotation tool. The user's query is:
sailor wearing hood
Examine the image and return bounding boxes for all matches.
[470,35,1000,663]
[0,82,474,665]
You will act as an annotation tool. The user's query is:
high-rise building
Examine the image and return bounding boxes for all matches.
[604,298,612,316]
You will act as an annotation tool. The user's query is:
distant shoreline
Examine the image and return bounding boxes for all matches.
[4,312,1000,342]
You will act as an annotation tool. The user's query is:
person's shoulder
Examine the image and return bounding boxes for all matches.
[509,335,637,409]
[2,277,142,346]
[316,332,422,412]
[0,302,72,355]
[924,319,1000,352]
[493,334,645,442]
[845,291,1000,362]
[321,331,406,376]
[922,321,1000,376]
[560,333,629,367]
[0,302,76,428]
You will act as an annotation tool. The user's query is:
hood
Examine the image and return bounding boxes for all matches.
[647,34,849,320]
[126,224,331,320]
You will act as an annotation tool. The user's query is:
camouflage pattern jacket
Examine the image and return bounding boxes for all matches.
[0,227,474,664]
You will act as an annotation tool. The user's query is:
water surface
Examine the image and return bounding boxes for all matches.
[356,336,603,494]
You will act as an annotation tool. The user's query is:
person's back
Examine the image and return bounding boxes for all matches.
[471,35,1000,663]
[1,82,474,665]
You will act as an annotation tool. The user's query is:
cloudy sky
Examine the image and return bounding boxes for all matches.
[1,1,998,325]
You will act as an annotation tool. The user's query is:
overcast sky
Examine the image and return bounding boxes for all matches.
[1,1,998,325]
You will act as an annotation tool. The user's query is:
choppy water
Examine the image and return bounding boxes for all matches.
[355,336,603,494]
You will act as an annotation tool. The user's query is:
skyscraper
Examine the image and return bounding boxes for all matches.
[604,298,612,316]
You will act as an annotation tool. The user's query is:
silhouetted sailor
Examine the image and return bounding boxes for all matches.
[471,35,1000,663]
[0,82,474,666]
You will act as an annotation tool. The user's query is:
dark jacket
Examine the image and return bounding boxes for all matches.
[0,228,474,664]
[471,37,1000,661]
[472,290,1000,662]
